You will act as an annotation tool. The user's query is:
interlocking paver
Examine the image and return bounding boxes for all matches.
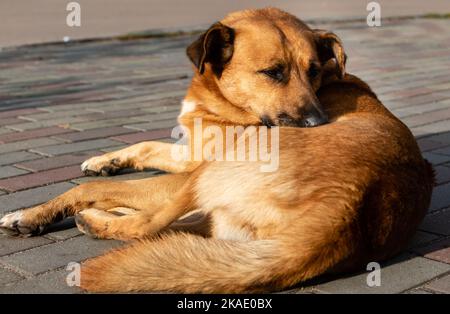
[421,152,450,166]
[15,151,100,172]
[429,183,450,212]
[31,139,122,156]
[0,138,62,154]
[0,151,42,166]
[0,182,75,214]
[0,126,72,144]
[413,238,450,265]
[0,269,80,294]
[0,267,23,285]
[417,138,449,152]
[419,208,450,235]
[0,16,449,293]
[0,166,29,179]
[0,236,122,275]
[434,165,450,185]
[54,127,136,142]
[112,128,173,144]
[424,274,450,294]
[314,255,450,294]
[0,165,83,192]
[0,235,54,257]
[0,108,41,119]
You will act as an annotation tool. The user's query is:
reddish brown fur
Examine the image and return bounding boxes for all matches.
[0,8,434,293]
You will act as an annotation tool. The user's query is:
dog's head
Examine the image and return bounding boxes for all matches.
[186,8,346,127]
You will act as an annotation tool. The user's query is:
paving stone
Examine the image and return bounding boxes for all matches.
[0,269,81,294]
[413,120,450,138]
[0,151,42,166]
[402,107,450,128]
[429,183,450,212]
[0,267,24,285]
[417,139,449,152]
[424,274,450,293]
[112,128,173,144]
[0,126,72,144]
[0,166,29,179]
[314,255,450,294]
[43,217,82,241]
[124,119,178,131]
[0,236,122,275]
[434,165,450,185]
[413,238,450,264]
[0,128,14,135]
[31,139,122,156]
[0,138,62,154]
[422,152,450,166]
[0,182,76,213]
[0,117,24,126]
[0,165,83,192]
[15,151,100,172]
[0,234,53,257]
[0,108,41,119]
[100,145,128,152]
[404,288,433,294]
[419,208,450,235]
[432,146,450,156]
[406,231,440,250]
[6,116,93,131]
[68,118,139,131]
[426,131,450,145]
[54,127,136,142]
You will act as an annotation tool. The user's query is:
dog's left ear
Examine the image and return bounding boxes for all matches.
[186,22,235,76]
[313,30,347,79]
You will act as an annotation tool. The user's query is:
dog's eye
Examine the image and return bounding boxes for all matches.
[308,63,320,80]
[259,65,285,82]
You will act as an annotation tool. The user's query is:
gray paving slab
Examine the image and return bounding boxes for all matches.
[0,182,76,214]
[0,236,123,275]
[314,255,450,294]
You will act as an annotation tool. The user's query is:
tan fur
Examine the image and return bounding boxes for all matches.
[0,8,434,293]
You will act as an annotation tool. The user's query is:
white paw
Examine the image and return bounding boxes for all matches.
[81,156,119,176]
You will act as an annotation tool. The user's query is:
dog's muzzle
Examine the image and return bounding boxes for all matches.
[275,105,328,128]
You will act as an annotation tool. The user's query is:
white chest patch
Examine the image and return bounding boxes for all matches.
[179,100,197,117]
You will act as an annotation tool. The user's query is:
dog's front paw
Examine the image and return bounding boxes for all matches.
[81,156,121,177]
[0,211,44,237]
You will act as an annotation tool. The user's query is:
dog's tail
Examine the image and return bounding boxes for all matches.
[80,230,348,293]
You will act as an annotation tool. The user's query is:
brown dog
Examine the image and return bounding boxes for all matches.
[0,8,434,293]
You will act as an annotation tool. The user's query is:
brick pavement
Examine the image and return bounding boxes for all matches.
[0,17,449,293]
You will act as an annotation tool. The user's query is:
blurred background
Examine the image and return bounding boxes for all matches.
[1,0,449,47]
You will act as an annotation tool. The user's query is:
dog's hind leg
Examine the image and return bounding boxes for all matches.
[0,173,190,237]
[74,179,197,241]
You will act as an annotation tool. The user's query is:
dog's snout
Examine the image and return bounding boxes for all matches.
[299,104,328,128]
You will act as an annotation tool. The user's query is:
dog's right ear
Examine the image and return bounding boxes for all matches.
[186,22,235,76]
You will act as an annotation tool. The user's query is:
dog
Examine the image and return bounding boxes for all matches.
[0,8,434,293]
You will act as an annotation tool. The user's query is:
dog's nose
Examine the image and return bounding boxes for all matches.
[298,105,328,127]
[301,112,328,127]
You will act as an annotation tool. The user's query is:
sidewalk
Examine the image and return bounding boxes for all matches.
[1,0,450,47]
[0,17,449,293]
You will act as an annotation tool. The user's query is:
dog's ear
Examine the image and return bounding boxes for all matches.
[186,22,235,76]
[313,29,347,79]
